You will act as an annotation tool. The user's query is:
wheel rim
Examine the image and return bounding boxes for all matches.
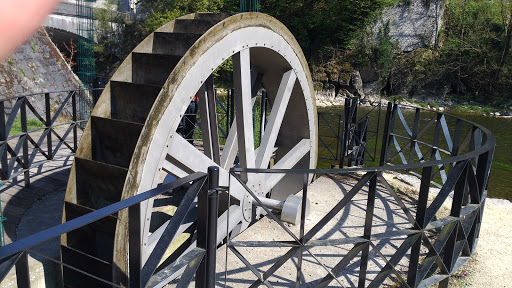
[63,12,317,286]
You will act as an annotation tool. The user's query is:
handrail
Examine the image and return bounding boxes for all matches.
[227,101,495,287]
[0,171,215,288]
[0,88,103,187]
[0,88,103,103]
[0,172,205,260]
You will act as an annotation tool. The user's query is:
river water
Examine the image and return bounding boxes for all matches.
[317,106,512,201]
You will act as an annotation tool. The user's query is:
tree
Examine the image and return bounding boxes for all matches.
[437,0,512,101]
[260,0,394,61]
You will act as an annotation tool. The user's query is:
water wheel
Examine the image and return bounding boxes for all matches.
[61,12,317,287]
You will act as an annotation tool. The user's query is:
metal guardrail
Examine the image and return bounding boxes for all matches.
[318,98,383,167]
[0,88,101,187]
[227,101,495,287]
[0,169,220,288]
[0,97,495,287]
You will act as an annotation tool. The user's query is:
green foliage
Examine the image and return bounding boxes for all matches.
[18,68,26,77]
[452,104,498,113]
[260,0,395,61]
[439,0,512,101]
[391,95,404,103]
[136,0,224,35]
[428,101,439,108]
[375,21,395,75]
[94,2,126,78]
[7,59,14,66]
[95,0,227,78]
[30,42,37,53]
[213,58,233,88]
[352,27,374,68]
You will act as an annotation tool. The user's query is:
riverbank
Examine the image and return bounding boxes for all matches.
[314,91,512,117]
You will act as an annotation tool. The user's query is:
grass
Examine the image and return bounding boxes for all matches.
[452,104,498,113]
[9,118,45,136]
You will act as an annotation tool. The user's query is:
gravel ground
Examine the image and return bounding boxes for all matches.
[465,198,512,287]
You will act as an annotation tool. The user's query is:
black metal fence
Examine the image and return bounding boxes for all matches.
[0,99,495,287]
[226,101,495,287]
[318,98,383,168]
[0,169,220,288]
[0,88,100,187]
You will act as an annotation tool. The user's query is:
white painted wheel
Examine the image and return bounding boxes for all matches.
[63,13,317,286]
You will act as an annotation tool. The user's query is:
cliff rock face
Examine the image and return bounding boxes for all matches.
[377,0,444,52]
[0,28,80,119]
[314,0,446,102]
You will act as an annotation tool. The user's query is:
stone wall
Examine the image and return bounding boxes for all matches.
[0,28,81,119]
[377,0,444,52]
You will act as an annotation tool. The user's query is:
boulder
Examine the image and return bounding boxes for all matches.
[359,63,380,83]
[350,71,365,97]
[350,71,363,91]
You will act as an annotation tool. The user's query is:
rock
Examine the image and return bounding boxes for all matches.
[486,198,512,208]
[337,71,351,86]
[0,28,80,119]
[377,0,443,52]
[495,112,501,116]
[396,173,421,187]
[359,64,380,83]
[350,71,363,91]
[363,80,386,96]
[438,107,445,112]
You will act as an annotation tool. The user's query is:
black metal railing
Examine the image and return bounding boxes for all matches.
[0,88,101,187]
[318,98,383,167]
[226,101,495,287]
[0,168,220,288]
[0,99,495,287]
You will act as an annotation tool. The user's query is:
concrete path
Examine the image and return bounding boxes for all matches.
[209,174,414,287]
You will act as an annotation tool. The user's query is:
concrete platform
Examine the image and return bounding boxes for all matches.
[0,162,70,288]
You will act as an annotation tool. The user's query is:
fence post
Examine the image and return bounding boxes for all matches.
[379,102,394,166]
[339,97,351,168]
[229,88,234,126]
[72,91,78,152]
[129,203,141,288]
[0,101,7,180]
[16,251,30,288]
[45,93,53,160]
[196,166,219,288]
[358,172,378,287]
[226,88,230,132]
[206,189,219,287]
[407,165,433,286]
[336,113,341,162]
[20,98,30,187]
